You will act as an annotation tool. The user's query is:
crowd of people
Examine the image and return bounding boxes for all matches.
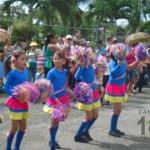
[0,30,150,150]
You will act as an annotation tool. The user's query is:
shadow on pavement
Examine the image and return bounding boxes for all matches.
[89,136,150,150]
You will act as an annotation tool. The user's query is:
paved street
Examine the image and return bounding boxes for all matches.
[0,86,150,150]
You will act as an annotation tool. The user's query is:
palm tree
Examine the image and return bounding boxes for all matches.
[82,0,142,37]
[32,0,90,35]
[3,0,39,26]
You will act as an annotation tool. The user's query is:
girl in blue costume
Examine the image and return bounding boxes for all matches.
[74,60,101,143]
[105,44,139,137]
[43,51,74,150]
[3,50,28,150]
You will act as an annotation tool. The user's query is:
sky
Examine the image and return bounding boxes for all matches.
[0,0,5,4]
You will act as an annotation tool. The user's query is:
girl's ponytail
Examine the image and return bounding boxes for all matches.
[4,56,12,76]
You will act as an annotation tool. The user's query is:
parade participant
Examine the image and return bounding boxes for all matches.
[105,43,140,137]
[43,51,74,150]
[3,50,28,150]
[74,49,101,143]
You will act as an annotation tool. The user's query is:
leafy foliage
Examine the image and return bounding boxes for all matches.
[0,0,150,42]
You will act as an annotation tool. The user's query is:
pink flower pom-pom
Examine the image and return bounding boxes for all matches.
[34,79,53,102]
[95,55,107,73]
[51,103,71,122]
[74,82,93,104]
[134,43,148,61]
[13,85,30,103]
[23,82,40,103]
[73,45,83,55]
[111,43,128,61]
[13,82,40,103]
[73,46,95,67]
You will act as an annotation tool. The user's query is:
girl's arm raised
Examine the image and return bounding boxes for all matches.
[48,44,60,52]
[126,60,139,71]
[74,66,84,80]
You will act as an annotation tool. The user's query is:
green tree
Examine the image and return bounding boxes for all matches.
[3,0,38,26]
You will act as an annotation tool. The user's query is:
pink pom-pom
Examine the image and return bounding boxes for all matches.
[13,85,30,103]
[134,43,148,61]
[13,82,40,103]
[73,46,95,67]
[23,82,40,103]
[111,43,128,61]
[95,55,107,73]
[34,79,53,102]
[74,82,93,104]
[51,103,71,122]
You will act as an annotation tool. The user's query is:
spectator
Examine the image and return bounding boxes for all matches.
[26,41,39,82]
[72,30,81,41]
[14,38,25,51]
[94,40,107,57]
[4,39,14,57]
[106,36,112,50]
[56,37,64,49]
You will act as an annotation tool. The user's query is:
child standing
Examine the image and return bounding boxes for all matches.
[3,50,29,150]
[26,41,39,82]
[43,51,73,150]
[74,63,101,142]
[35,66,45,81]
[105,44,139,137]
[101,54,111,105]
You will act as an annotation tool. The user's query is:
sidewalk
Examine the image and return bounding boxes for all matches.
[0,86,150,150]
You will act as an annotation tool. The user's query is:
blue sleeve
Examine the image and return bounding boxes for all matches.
[74,67,84,80]
[2,71,13,95]
[109,62,121,78]
[46,70,57,100]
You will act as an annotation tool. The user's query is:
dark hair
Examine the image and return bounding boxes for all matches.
[0,51,4,62]
[97,40,103,44]
[51,51,69,69]
[4,50,25,76]
[6,38,10,43]
[110,52,117,63]
[17,38,22,41]
[0,49,4,53]
[44,33,55,45]
[106,36,112,41]
[54,51,65,59]
[73,30,80,35]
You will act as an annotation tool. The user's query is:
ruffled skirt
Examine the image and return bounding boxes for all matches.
[43,94,70,114]
[6,97,29,120]
[105,83,128,103]
[76,90,101,111]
